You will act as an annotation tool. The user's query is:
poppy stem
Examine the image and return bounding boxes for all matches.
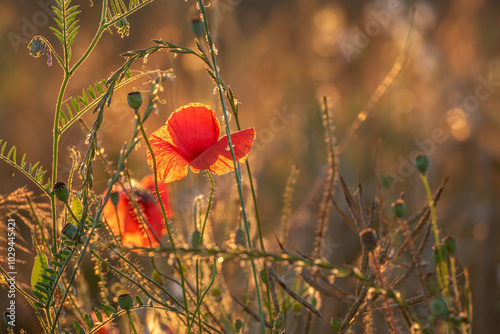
[197,1,267,332]
[420,174,450,303]
[134,109,190,314]
[127,311,139,334]
[199,171,215,248]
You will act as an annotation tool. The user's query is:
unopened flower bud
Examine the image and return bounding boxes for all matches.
[53,182,70,202]
[414,153,429,175]
[330,318,342,332]
[110,191,120,207]
[392,199,406,218]
[433,245,448,264]
[234,229,247,247]
[234,319,243,331]
[211,287,222,302]
[292,301,303,312]
[443,236,457,256]
[424,272,440,295]
[62,223,78,241]
[191,230,202,249]
[127,91,143,110]
[360,228,378,251]
[190,16,204,39]
[430,297,448,319]
[117,293,134,310]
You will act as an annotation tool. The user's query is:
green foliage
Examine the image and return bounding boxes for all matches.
[67,197,82,226]
[0,140,51,195]
[31,252,49,290]
[32,244,76,308]
[50,0,80,64]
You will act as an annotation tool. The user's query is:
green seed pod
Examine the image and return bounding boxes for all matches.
[190,16,204,39]
[117,293,134,310]
[430,297,448,319]
[359,228,378,251]
[392,199,406,218]
[234,229,247,247]
[53,182,70,202]
[110,191,120,207]
[234,319,243,331]
[424,272,440,295]
[443,236,457,256]
[211,287,222,302]
[191,230,202,249]
[62,223,78,241]
[127,91,143,110]
[292,301,303,312]
[330,318,342,332]
[414,153,430,175]
[433,245,448,264]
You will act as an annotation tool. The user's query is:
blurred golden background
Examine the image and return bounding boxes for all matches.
[1,0,499,332]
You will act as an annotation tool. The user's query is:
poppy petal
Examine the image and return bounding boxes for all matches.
[148,126,190,183]
[166,103,220,161]
[190,127,256,174]
[140,174,171,217]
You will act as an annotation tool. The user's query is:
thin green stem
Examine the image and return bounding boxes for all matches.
[450,256,462,312]
[68,1,108,75]
[197,2,266,332]
[50,1,109,257]
[199,171,214,247]
[135,109,189,312]
[187,258,217,333]
[420,174,450,299]
[127,312,139,334]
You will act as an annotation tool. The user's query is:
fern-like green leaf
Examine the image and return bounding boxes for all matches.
[0,141,50,195]
[95,81,104,94]
[60,109,69,124]
[33,246,76,308]
[66,104,74,118]
[59,75,148,133]
[84,313,94,328]
[74,320,85,334]
[50,0,80,64]
[71,97,80,113]
[95,308,103,322]
[20,153,26,169]
[87,86,96,99]
[68,197,83,226]
[31,252,49,291]
[80,88,89,105]
[6,146,15,160]
[30,161,40,174]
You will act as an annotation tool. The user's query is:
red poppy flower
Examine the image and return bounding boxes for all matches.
[147,103,256,183]
[102,175,170,247]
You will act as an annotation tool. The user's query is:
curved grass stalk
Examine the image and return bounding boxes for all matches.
[196,2,267,332]
[134,107,190,313]
[187,258,217,333]
[420,174,450,300]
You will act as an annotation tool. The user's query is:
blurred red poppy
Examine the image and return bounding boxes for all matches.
[147,103,256,183]
[103,175,170,247]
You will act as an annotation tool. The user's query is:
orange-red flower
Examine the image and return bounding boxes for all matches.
[103,175,170,247]
[147,103,256,183]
